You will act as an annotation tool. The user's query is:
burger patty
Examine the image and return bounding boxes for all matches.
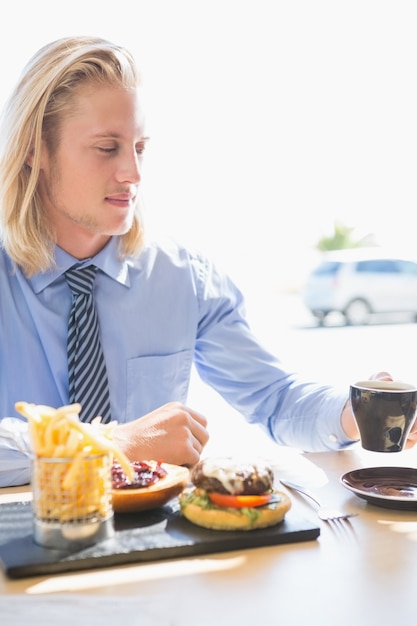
[191,457,274,495]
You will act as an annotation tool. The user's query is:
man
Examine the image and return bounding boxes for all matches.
[0,36,404,488]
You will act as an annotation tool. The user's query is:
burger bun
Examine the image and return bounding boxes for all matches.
[179,486,291,531]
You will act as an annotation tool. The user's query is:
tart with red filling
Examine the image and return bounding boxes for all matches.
[112,460,189,513]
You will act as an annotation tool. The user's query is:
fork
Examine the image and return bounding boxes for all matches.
[280,479,358,523]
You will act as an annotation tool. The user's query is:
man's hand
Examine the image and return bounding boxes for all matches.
[341,371,394,442]
[112,402,209,466]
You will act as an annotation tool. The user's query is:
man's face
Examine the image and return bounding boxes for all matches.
[37,84,147,258]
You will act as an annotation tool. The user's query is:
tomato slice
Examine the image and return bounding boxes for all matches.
[208,492,272,508]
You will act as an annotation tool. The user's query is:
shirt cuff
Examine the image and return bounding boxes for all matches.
[0,417,31,487]
[319,388,359,450]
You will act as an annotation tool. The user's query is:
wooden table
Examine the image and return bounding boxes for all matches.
[1,444,417,625]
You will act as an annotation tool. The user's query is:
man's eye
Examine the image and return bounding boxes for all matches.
[136,137,149,156]
[98,146,117,154]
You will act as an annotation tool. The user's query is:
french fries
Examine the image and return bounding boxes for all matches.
[31,454,112,522]
[15,401,134,523]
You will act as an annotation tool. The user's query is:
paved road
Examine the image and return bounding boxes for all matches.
[246,291,417,384]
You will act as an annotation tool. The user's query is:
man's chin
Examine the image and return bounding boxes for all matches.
[106,217,134,236]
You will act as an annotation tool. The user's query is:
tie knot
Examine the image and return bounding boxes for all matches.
[65,265,98,296]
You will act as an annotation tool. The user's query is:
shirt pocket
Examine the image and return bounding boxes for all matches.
[125,350,193,420]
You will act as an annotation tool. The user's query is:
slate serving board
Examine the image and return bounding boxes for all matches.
[0,498,320,579]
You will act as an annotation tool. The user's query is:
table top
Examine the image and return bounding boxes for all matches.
[2,444,417,626]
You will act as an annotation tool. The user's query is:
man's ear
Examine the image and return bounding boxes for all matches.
[26,148,35,168]
[26,138,48,169]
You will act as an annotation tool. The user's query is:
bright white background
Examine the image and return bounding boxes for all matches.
[1,0,417,297]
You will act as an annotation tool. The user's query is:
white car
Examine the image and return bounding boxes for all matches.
[302,248,417,325]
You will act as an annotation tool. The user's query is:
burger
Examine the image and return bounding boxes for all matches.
[179,457,291,531]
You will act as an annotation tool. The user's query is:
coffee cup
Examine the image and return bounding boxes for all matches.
[350,380,417,452]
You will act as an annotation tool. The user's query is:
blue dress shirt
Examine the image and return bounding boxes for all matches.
[0,236,353,486]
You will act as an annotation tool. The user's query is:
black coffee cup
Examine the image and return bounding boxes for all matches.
[350,380,417,452]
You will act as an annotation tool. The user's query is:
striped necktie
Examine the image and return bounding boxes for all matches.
[65,265,111,423]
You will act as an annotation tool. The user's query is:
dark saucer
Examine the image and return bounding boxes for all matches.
[341,466,417,510]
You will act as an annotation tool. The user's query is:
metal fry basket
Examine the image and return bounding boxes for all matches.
[31,453,114,549]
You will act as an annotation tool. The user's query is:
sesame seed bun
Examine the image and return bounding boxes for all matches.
[179,486,291,531]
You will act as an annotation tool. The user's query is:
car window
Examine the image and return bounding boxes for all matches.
[312,261,341,276]
[397,260,417,276]
[355,259,401,274]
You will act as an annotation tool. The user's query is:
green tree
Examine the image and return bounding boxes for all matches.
[317,221,376,251]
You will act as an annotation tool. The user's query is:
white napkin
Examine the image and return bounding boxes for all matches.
[267,445,328,488]
[0,417,31,454]
[0,418,31,487]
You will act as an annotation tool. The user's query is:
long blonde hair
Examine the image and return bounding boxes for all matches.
[0,36,145,276]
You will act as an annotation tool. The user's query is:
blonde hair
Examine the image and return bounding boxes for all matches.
[0,36,145,276]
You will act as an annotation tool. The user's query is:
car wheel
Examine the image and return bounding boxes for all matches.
[344,299,371,325]
[312,310,328,325]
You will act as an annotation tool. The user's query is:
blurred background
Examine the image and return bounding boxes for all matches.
[2,1,416,290]
[1,1,417,453]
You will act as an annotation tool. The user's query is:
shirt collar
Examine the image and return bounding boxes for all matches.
[29,237,132,294]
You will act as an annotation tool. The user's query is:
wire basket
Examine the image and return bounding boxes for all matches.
[31,453,114,549]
